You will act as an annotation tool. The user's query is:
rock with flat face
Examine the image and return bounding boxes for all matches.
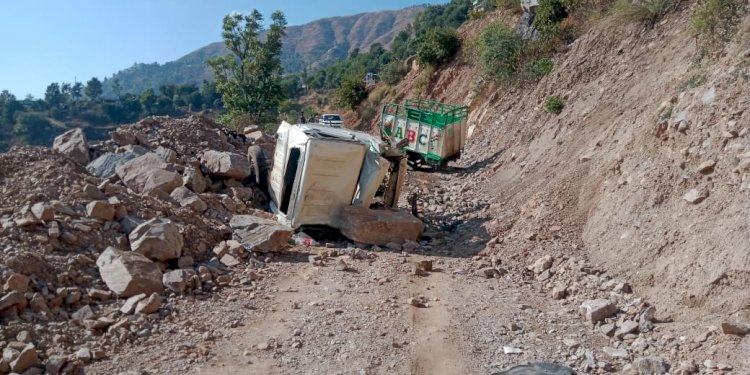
[201,150,252,179]
[333,206,423,246]
[230,215,293,253]
[115,153,182,195]
[86,201,115,221]
[162,269,195,293]
[96,247,163,297]
[580,299,616,323]
[182,166,207,193]
[129,218,183,262]
[52,128,89,165]
[170,186,207,213]
[86,146,147,178]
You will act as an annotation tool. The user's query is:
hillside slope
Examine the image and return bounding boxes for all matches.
[392,5,750,368]
[103,6,423,95]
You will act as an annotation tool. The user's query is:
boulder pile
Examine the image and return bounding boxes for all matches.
[0,115,289,373]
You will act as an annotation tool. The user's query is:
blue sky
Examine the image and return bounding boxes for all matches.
[0,0,447,98]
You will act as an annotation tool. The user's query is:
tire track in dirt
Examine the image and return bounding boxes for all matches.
[196,266,317,375]
[409,263,474,375]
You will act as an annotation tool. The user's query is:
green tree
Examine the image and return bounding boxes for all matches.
[381,61,408,85]
[140,88,157,115]
[1,90,21,124]
[416,28,459,67]
[333,75,367,109]
[71,82,83,102]
[207,10,287,125]
[112,78,123,99]
[13,113,56,146]
[85,77,103,101]
[44,83,63,108]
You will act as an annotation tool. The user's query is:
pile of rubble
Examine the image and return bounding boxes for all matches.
[0,115,288,373]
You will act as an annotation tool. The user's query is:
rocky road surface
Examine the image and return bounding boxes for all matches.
[84,168,735,375]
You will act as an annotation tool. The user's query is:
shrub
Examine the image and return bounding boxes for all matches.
[416,28,460,67]
[381,61,408,86]
[495,0,522,13]
[13,113,56,146]
[534,0,569,42]
[613,0,673,26]
[545,95,565,114]
[526,57,554,77]
[413,65,436,95]
[333,75,368,109]
[692,0,745,47]
[477,23,525,82]
[359,101,377,123]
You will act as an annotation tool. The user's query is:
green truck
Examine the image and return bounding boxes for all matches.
[379,98,469,168]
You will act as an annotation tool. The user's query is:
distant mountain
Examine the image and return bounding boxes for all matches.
[103,6,424,96]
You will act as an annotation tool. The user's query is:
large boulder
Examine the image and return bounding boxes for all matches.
[333,206,423,246]
[86,146,148,178]
[110,129,138,146]
[86,201,115,221]
[96,247,163,297]
[170,187,207,213]
[182,166,207,193]
[115,153,182,195]
[201,151,252,179]
[128,218,183,261]
[230,215,293,253]
[162,269,195,293]
[52,128,89,165]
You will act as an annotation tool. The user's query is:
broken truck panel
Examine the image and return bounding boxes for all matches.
[268,122,405,229]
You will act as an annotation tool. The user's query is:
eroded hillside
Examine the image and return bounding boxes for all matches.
[394,0,750,354]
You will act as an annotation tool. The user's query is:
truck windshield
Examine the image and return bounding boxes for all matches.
[323,115,341,122]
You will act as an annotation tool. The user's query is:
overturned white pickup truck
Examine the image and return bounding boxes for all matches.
[266,122,422,245]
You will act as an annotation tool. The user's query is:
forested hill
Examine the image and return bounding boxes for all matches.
[102,6,424,96]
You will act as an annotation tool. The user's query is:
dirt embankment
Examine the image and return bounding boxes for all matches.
[395,7,750,329]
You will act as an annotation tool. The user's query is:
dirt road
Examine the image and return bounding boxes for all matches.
[85,169,715,375]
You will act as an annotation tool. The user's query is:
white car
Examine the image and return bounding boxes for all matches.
[319,114,344,127]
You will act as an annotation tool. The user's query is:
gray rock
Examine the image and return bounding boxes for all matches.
[0,291,27,311]
[115,153,182,195]
[10,344,38,373]
[182,166,207,193]
[76,347,92,364]
[528,255,553,274]
[86,146,148,178]
[86,147,148,178]
[119,215,145,235]
[30,202,54,222]
[71,305,95,321]
[683,188,708,204]
[201,150,252,179]
[603,346,628,358]
[134,293,161,314]
[162,269,194,293]
[155,146,177,163]
[615,320,639,338]
[52,128,89,165]
[120,293,147,314]
[129,218,183,262]
[96,247,163,297]
[86,201,115,221]
[230,215,293,253]
[634,356,670,374]
[170,186,207,213]
[580,299,616,323]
